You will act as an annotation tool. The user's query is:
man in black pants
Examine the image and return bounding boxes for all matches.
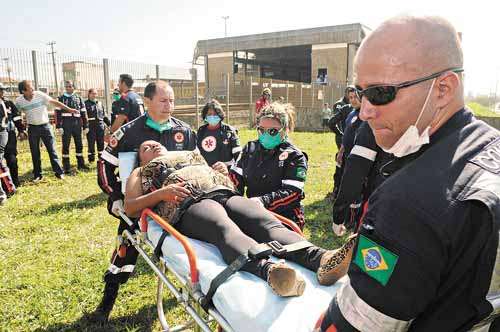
[56,81,89,173]
[93,80,196,323]
[85,88,110,163]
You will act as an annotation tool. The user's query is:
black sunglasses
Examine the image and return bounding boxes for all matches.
[257,126,282,136]
[355,67,464,106]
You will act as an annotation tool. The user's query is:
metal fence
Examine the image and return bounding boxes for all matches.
[0,48,346,131]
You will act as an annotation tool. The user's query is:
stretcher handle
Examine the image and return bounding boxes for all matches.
[140,208,199,284]
[269,211,304,237]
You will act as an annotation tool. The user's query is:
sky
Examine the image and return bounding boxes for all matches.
[1,0,499,96]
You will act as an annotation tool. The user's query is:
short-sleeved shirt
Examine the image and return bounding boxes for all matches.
[15,91,51,125]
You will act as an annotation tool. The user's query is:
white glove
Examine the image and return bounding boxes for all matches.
[111,199,124,217]
[83,128,89,135]
[332,223,347,236]
[56,128,64,136]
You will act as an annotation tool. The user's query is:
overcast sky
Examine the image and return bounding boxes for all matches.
[1,0,498,95]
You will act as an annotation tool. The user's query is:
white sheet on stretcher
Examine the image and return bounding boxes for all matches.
[147,219,344,332]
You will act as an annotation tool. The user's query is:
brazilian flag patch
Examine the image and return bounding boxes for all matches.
[296,167,307,180]
[354,235,398,286]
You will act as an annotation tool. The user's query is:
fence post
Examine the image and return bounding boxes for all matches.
[31,50,39,90]
[103,58,111,116]
[190,67,199,129]
[155,64,160,81]
[249,75,253,127]
[312,83,315,110]
[286,80,289,103]
[226,73,230,124]
[300,84,303,107]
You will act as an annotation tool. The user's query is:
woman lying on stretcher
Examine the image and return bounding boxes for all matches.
[124,140,356,297]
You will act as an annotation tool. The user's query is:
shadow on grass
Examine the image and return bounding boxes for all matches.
[34,192,108,216]
[304,196,345,249]
[37,297,179,332]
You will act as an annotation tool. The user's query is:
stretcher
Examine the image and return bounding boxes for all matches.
[116,153,500,332]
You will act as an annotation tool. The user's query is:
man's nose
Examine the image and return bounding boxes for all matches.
[359,98,377,121]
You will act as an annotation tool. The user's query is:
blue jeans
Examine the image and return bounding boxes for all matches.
[27,123,63,178]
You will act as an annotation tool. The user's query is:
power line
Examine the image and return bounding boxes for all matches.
[221,16,230,37]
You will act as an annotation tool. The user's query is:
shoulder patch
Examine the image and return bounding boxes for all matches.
[354,235,399,286]
[279,151,289,161]
[296,167,306,180]
[470,138,500,174]
[113,128,124,140]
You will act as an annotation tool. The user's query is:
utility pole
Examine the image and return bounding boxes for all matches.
[47,41,58,94]
[1,58,13,97]
[221,16,229,37]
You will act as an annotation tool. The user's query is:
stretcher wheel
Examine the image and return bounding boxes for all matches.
[118,245,127,258]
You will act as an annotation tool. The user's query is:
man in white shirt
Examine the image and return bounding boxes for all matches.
[15,80,79,181]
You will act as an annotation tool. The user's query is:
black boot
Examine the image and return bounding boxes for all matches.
[77,156,89,170]
[87,282,120,324]
[88,153,95,163]
[62,157,71,174]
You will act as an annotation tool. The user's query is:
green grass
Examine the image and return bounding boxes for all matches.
[468,102,500,118]
[0,128,339,331]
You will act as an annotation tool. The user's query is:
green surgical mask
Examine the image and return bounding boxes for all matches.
[113,94,120,102]
[258,132,283,150]
[145,115,172,133]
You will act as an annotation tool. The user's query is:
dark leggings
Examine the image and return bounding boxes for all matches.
[176,196,325,279]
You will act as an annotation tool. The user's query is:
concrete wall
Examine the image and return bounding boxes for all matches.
[311,45,348,84]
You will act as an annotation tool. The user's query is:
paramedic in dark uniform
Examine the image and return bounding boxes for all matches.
[110,74,145,133]
[329,86,355,149]
[0,83,26,188]
[85,88,110,163]
[331,122,391,236]
[229,102,308,230]
[331,92,361,200]
[0,96,16,203]
[197,99,241,167]
[316,15,500,332]
[55,80,89,172]
[92,80,196,323]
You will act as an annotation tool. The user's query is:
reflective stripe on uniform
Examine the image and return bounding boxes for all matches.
[231,165,243,176]
[101,150,119,166]
[337,280,412,332]
[232,146,242,154]
[61,113,81,117]
[0,171,10,177]
[87,117,96,120]
[13,116,21,121]
[350,145,377,161]
[76,153,83,157]
[107,264,135,274]
[282,179,305,190]
[62,154,70,158]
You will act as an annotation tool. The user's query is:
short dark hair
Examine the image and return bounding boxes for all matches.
[201,99,225,121]
[18,80,30,94]
[64,80,74,87]
[119,74,134,88]
[87,88,97,97]
[144,81,171,99]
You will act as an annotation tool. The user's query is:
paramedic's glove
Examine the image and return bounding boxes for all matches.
[332,222,346,236]
[83,128,89,135]
[212,161,228,176]
[250,196,264,207]
[111,199,124,217]
[56,128,64,136]
[159,182,191,205]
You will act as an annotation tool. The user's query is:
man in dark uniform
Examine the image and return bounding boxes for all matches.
[329,86,355,149]
[110,74,145,133]
[0,92,18,203]
[92,81,196,322]
[55,80,89,172]
[110,88,120,126]
[85,88,110,163]
[317,15,500,332]
[331,91,362,200]
[0,83,26,189]
[331,122,391,236]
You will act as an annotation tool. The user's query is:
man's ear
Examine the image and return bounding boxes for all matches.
[435,72,460,109]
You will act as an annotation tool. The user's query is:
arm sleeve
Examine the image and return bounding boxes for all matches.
[329,109,344,135]
[229,146,246,194]
[97,140,123,201]
[80,97,88,128]
[55,96,63,128]
[8,102,25,131]
[230,128,242,161]
[116,96,130,117]
[260,152,307,210]
[38,91,52,105]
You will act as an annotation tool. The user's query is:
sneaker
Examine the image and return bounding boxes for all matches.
[55,173,65,180]
[0,195,6,205]
[317,233,358,286]
[267,262,305,297]
[33,176,43,182]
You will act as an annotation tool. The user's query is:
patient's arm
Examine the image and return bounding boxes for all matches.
[124,168,191,218]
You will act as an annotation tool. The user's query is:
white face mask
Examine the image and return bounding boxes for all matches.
[382,79,436,157]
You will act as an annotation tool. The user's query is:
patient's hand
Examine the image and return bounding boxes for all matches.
[159,182,191,204]
[212,162,228,176]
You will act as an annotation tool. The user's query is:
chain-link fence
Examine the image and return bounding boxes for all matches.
[1,47,345,131]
